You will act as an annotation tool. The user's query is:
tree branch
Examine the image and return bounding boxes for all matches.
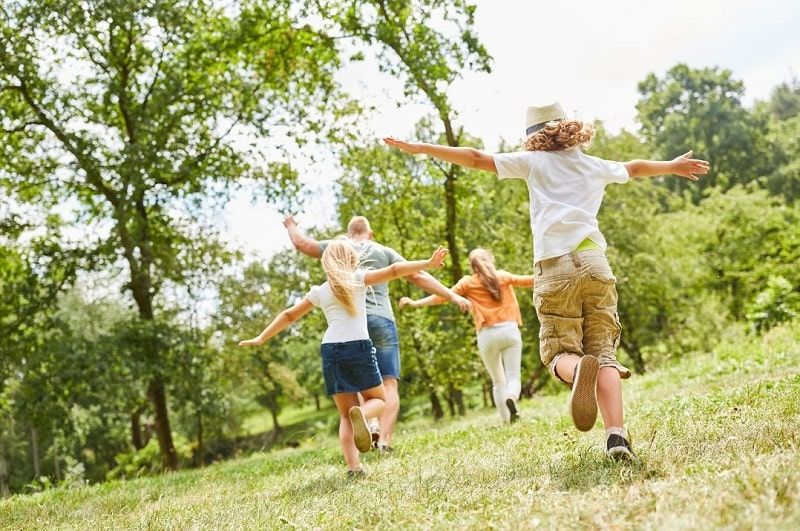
[13,82,120,208]
[166,115,242,187]
[0,121,39,134]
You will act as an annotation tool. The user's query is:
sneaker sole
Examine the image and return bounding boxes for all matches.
[570,355,599,431]
[506,398,520,424]
[607,446,635,461]
[349,406,372,453]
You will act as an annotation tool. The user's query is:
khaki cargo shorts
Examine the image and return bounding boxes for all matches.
[533,249,631,382]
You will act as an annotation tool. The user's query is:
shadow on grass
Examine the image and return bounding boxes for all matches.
[547,447,660,491]
[280,468,370,498]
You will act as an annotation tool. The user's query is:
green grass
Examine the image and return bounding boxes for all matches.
[241,401,336,437]
[3,324,800,529]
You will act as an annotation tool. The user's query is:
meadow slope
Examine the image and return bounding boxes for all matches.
[2,324,800,530]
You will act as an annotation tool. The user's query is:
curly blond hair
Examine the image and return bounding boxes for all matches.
[523,119,594,152]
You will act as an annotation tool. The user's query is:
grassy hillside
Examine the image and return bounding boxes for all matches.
[3,323,800,530]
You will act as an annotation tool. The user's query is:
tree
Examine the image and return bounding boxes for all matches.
[318,0,492,413]
[317,0,492,283]
[768,78,800,121]
[636,64,772,200]
[760,81,800,201]
[0,0,349,469]
[215,256,320,435]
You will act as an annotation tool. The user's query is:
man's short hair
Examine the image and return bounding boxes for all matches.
[347,216,371,236]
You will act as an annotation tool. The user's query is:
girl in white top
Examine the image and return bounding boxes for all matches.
[239,240,448,476]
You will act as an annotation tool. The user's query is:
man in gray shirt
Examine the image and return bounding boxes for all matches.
[284,214,469,450]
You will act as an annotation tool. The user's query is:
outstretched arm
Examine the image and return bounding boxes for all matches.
[238,298,314,347]
[405,271,471,312]
[398,295,448,309]
[507,274,535,288]
[283,214,322,258]
[624,151,710,181]
[384,138,497,173]
[364,247,448,286]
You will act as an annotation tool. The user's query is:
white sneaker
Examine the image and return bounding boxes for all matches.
[368,421,380,448]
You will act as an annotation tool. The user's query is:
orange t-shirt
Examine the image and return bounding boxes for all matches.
[437,271,534,332]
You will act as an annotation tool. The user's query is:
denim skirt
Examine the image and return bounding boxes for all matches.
[320,339,382,396]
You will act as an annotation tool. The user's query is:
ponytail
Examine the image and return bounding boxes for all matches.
[469,249,502,302]
[321,240,360,315]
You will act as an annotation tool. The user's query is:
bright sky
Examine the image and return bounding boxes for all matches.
[225,0,800,262]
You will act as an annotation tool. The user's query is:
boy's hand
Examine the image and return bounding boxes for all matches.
[384,137,423,154]
[398,296,414,309]
[427,246,448,269]
[672,151,710,181]
[238,337,264,347]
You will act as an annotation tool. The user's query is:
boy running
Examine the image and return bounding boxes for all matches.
[385,102,709,459]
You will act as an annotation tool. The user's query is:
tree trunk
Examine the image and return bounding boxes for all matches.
[0,438,9,498]
[314,394,321,411]
[197,411,204,468]
[481,381,489,408]
[53,443,61,483]
[429,390,444,420]
[127,213,178,470]
[29,424,40,480]
[521,363,549,398]
[147,378,178,471]
[131,406,145,450]
[269,405,281,433]
[445,392,456,417]
[443,167,463,283]
[449,386,466,416]
[620,337,646,374]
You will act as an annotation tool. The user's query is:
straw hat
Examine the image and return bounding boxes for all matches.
[525,102,567,136]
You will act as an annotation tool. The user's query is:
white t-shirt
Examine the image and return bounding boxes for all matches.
[306,270,370,344]
[493,148,629,263]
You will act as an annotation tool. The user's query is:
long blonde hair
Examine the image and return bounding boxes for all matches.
[321,240,361,315]
[469,249,502,302]
[523,119,594,151]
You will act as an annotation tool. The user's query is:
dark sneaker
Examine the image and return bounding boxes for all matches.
[347,468,367,479]
[348,406,372,453]
[606,433,636,461]
[506,398,520,424]
[569,355,599,431]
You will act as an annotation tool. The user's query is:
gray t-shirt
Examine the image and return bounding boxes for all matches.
[319,239,405,322]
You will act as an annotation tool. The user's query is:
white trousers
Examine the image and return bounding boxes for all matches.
[476,322,522,422]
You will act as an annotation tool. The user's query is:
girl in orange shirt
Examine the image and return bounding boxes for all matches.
[399,249,533,423]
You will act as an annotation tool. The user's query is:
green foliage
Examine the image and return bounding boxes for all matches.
[768,78,800,120]
[636,64,772,200]
[0,0,359,470]
[106,437,193,481]
[746,277,800,333]
[763,110,800,200]
[215,255,326,430]
[315,0,492,116]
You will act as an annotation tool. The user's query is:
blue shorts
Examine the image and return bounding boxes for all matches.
[321,339,382,396]
[367,315,401,380]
